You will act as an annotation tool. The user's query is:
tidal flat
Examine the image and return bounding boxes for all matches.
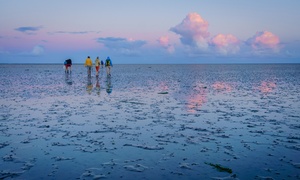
[0,64,299,179]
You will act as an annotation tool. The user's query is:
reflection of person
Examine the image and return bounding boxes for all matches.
[106,76,112,94]
[86,76,93,94]
[65,72,72,85]
[84,56,93,77]
[105,57,113,76]
[95,76,101,95]
[64,59,72,73]
[95,57,100,76]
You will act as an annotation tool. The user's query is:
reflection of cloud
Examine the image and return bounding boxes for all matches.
[212,82,232,92]
[186,93,206,113]
[211,34,240,55]
[158,82,169,91]
[97,37,146,56]
[257,81,276,93]
[15,26,43,34]
[186,82,207,113]
[170,13,209,50]
[158,36,175,54]
[247,31,280,53]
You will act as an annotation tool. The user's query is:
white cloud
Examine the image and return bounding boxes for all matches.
[170,13,209,50]
[19,45,45,56]
[31,45,44,56]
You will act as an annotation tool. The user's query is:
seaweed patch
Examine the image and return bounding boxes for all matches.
[205,162,233,173]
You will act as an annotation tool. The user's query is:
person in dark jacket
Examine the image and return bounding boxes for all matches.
[64,59,72,73]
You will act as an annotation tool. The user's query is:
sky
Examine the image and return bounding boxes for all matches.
[0,0,300,64]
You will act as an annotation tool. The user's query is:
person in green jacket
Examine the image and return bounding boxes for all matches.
[84,56,92,76]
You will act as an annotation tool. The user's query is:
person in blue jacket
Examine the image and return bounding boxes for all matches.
[105,57,113,76]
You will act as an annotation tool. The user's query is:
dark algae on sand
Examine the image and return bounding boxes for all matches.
[205,162,233,174]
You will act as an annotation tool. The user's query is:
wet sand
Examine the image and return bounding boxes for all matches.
[0,64,299,179]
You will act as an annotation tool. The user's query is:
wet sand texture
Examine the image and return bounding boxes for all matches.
[0,64,299,179]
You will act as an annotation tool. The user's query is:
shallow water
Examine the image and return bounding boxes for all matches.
[0,64,299,179]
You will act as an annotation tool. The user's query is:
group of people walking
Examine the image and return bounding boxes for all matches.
[64,56,113,77]
[84,56,113,77]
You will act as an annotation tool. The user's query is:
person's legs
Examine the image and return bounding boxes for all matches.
[106,66,109,75]
[106,66,111,76]
[96,66,99,75]
[66,65,70,73]
[87,66,92,76]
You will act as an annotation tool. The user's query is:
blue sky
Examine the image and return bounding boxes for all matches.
[0,0,300,64]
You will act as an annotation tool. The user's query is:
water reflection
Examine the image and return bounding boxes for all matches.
[86,76,93,94]
[84,75,112,95]
[186,93,207,113]
[257,81,276,93]
[95,76,101,95]
[65,73,72,85]
[158,82,169,92]
[106,76,112,94]
[212,81,232,92]
[186,82,207,113]
[170,81,208,113]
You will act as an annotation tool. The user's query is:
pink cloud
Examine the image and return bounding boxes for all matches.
[170,13,284,58]
[248,31,280,52]
[211,34,240,55]
[170,13,209,49]
[158,36,174,54]
[158,36,169,47]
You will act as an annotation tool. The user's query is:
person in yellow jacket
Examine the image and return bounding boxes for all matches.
[84,56,93,76]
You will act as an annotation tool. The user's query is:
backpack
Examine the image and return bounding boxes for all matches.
[66,59,72,65]
[106,59,111,66]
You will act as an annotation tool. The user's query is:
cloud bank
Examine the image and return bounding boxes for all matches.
[169,13,281,57]
[97,37,146,56]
